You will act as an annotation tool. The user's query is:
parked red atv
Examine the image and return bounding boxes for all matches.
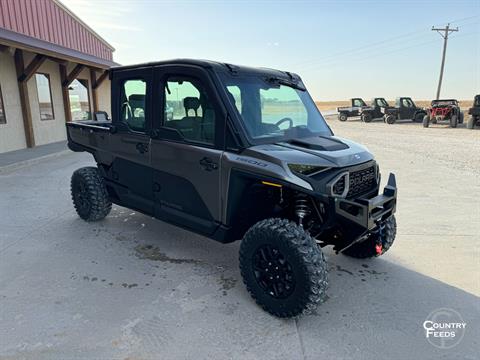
[423,99,463,128]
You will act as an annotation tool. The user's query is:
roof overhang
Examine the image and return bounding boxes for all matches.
[0,27,118,69]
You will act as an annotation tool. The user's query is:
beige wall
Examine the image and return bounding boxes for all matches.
[0,51,27,152]
[0,49,111,154]
[96,77,111,117]
[25,52,68,146]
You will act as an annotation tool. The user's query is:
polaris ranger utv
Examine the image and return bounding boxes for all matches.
[337,98,375,122]
[66,60,397,318]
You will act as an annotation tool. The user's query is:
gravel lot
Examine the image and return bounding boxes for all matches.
[0,117,479,359]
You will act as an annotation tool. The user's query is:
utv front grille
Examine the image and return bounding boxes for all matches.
[327,164,377,199]
[347,166,376,198]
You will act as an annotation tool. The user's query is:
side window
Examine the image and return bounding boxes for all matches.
[121,79,147,132]
[353,99,363,107]
[164,77,216,145]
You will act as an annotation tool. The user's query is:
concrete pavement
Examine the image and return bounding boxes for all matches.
[0,120,478,359]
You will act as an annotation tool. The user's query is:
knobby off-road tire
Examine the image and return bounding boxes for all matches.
[467,116,476,129]
[459,112,464,124]
[71,167,112,222]
[239,218,328,318]
[385,115,395,125]
[450,115,458,128]
[342,215,397,259]
[338,113,348,122]
[361,113,373,123]
[423,115,430,128]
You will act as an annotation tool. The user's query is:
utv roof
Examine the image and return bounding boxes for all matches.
[110,58,300,80]
[431,99,458,102]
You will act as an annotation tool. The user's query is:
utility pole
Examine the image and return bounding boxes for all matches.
[432,23,458,100]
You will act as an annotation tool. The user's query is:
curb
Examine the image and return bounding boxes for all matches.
[0,149,71,174]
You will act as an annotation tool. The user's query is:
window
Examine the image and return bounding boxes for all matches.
[164,77,216,145]
[353,99,364,107]
[260,86,308,128]
[121,79,147,132]
[69,79,91,120]
[219,74,331,143]
[35,73,54,120]
[0,83,5,124]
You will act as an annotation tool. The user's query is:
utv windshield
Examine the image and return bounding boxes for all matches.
[220,74,332,144]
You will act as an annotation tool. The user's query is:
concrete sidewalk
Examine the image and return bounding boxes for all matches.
[0,141,69,172]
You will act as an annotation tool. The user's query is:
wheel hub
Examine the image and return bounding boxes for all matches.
[252,245,295,299]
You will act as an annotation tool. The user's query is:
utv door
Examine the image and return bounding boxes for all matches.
[108,67,154,214]
[398,98,415,119]
[150,65,225,235]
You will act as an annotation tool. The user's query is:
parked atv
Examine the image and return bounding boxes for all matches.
[423,99,464,128]
[337,98,375,122]
[66,59,398,318]
[467,95,480,129]
[394,97,427,123]
[370,98,399,124]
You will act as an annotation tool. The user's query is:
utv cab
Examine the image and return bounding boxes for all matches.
[66,59,398,318]
[394,97,426,123]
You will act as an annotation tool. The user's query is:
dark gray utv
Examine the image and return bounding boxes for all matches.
[66,59,398,318]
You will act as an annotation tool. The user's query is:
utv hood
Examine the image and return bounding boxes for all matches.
[243,135,374,168]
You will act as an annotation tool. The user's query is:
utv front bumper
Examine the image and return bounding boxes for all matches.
[334,173,397,231]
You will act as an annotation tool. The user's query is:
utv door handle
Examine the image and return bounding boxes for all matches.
[199,157,218,171]
[136,142,149,154]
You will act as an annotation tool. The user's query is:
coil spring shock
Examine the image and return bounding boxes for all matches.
[295,194,311,226]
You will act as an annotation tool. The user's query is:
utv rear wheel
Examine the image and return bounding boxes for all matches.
[467,116,476,129]
[71,167,112,222]
[239,218,328,318]
[450,115,458,128]
[423,115,430,128]
[338,113,348,122]
[361,113,372,123]
[385,115,395,124]
[459,112,464,124]
[342,215,397,259]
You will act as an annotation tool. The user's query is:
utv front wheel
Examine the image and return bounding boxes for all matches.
[239,218,328,318]
[338,113,348,122]
[385,115,395,124]
[342,215,397,259]
[71,167,112,221]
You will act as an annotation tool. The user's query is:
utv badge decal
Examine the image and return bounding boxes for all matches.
[235,157,268,167]
[354,154,361,160]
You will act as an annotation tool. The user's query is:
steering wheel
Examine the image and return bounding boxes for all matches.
[275,117,294,129]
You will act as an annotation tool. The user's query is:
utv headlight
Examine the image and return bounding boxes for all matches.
[288,164,327,175]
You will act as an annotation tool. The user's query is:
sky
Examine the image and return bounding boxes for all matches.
[61,0,479,101]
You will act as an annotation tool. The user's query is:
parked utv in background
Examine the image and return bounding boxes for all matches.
[467,95,480,129]
[394,97,427,123]
[66,59,397,318]
[423,99,463,128]
[370,98,398,124]
[337,98,375,122]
